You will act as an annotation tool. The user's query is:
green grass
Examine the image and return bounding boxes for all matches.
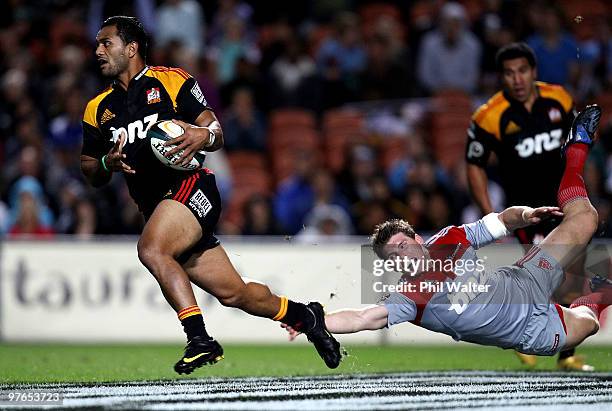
[1,344,612,384]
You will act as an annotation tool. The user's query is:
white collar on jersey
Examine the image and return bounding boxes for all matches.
[134,65,149,81]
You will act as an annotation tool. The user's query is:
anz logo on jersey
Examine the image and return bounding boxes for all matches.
[109,113,159,144]
[514,128,563,158]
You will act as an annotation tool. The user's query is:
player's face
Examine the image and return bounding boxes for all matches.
[95,25,130,78]
[383,232,427,266]
[501,57,536,103]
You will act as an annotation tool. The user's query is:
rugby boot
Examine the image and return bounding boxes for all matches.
[554,274,612,372]
[514,351,537,367]
[590,274,612,292]
[174,336,224,375]
[562,104,602,155]
[557,354,595,371]
[304,302,342,369]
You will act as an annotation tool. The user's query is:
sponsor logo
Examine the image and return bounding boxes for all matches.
[9,258,168,309]
[467,141,484,159]
[109,113,159,144]
[504,121,521,135]
[151,140,198,169]
[100,109,115,125]
[514,129,563,158]
[191,83,207,105]
[538,257,553,270]
[548,108,562,122]
[183,353,210,363]
[146,87,161,104]
[189,189,212,218]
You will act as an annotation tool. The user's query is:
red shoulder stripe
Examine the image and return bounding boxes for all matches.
[150,66,189,79]
[171,69,189,79]
[174,68,190,79]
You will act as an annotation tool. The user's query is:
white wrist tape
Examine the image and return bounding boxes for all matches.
[482,212,509,239]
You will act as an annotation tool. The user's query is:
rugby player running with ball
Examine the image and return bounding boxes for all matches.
[80,16,340,374]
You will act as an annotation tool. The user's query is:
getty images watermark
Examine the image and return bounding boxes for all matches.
[360,243,498,306]
[361,242,612,308]
[371,254,490,294]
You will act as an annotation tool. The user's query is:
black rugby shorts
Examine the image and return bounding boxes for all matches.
[166,168,222,263]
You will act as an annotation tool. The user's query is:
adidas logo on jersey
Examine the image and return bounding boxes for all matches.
[505,121,521,135]
[100,109,115,124]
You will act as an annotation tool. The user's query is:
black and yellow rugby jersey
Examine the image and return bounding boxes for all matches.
[81,65,212,216]
[465,82,575,207]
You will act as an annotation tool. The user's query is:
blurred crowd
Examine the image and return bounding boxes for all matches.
[1,0,612,240]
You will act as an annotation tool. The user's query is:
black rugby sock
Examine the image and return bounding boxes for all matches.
[558,304,575,360]
[178,305,211,341]
[558,348,575,360]
[278,299,316,332]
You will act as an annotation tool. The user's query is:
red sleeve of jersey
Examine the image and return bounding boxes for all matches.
[424,225,471,261]
[425,226,469,246]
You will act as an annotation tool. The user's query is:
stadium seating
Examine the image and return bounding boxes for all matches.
[269,109,317,132]
[226,151,272,227]
[596,91,612,129]
[381,136,410,172]
[322,108,366,173]
[267,109,321,184]
[227,151,268,171]
[560,0,609,40]
[359,3,404,38]
[429,90,473,172]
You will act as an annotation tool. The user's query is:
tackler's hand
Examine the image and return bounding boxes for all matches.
[281,323,301,342]
[523,206,564,225]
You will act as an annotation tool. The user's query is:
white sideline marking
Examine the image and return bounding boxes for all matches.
[1,372,611,410]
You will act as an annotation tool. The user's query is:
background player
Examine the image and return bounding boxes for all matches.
[465,42,590,370]
[286,106,606,361]
[80,16,340,374]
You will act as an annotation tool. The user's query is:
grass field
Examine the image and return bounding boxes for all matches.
[2,343,612,384]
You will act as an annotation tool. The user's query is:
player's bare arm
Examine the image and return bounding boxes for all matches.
[498,206,564,231]
[466,164,494,215]
[283,305,389,341]
[324,305,389,334]
[80,131,135,187]
[166,110,224,166]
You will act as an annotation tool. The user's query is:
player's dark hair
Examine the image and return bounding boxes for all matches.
[371,219,416,258]
[495,42,537,71]
[101,16,148,61]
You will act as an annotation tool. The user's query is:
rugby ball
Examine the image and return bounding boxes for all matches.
[147,120,206,171]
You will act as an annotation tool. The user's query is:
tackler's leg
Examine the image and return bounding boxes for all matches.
[538,105,602,370]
